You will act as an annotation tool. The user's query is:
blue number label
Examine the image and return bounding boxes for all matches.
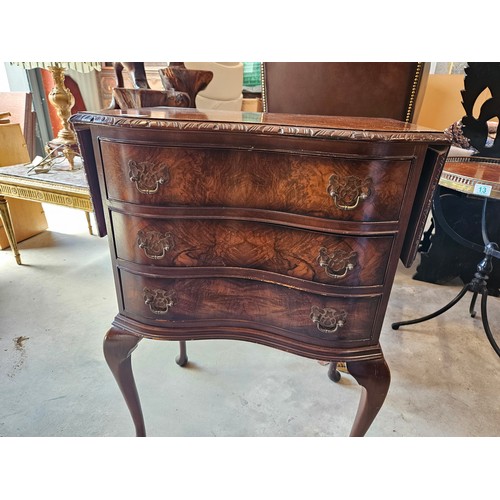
[473,183,492,197]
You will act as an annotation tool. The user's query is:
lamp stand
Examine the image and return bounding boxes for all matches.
[45,65,79,170]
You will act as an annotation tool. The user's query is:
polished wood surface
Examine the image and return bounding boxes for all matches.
[439,157,500,199]
[119,271,380,344]
[112,62,150,89]
[112,88,191,110]
[71,107,449,436]
[158,66,213,108]
[76,105,441,132]
[100,140,412,221]
[111,212,394,286]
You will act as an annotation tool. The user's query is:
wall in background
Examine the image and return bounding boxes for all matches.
[0,63,11,91]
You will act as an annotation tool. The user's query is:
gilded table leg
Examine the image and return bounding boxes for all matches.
[84,211,93,235]
[346,356,390,437]
[103,327,145,437]
[0,195,21,265]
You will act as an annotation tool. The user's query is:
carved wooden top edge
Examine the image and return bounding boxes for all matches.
[71,112,450,144]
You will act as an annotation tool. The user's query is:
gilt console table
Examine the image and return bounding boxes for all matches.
[0,158,96,264]
[71,108,450,436]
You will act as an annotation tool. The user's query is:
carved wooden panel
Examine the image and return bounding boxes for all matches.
[119,270,380,346]
[100,141,412,222]
[111,212,394,286]
[96,64,167,108]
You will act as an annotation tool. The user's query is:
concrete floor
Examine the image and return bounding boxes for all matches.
[1,204,500,437]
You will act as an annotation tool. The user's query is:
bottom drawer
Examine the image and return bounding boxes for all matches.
[119,269,381,346]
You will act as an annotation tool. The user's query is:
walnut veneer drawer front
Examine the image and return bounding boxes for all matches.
[100,141,412,222]
[119,270,380,346]
[112,212,394,286]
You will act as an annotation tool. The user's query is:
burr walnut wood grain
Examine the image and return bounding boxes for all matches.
[111,212,395,287]
[119,270,381,345]
[70,107,449,437]
[100,141,413,222]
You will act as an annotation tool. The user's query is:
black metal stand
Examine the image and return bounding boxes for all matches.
[392,194,500,358]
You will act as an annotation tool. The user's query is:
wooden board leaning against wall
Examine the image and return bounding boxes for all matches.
[0,123,48,249]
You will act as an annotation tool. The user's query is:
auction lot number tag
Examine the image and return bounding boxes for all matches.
[473,183,492,197]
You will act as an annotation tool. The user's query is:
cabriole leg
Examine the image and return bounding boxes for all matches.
[103,327,145,437]
[176,340,188,366]
[327,361,341,382]
[346,357,391,437]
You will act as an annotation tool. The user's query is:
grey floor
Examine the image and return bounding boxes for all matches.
[1,204,500,438]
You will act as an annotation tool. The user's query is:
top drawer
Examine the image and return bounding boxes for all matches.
[99,140,413,222]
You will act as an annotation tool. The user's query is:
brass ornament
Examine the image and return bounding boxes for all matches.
[310,306,347,334]
[317,247,358,279]
[128,160,169,194]
[327,174,373,210]
[143,287,175,315]
[137,229,175,260]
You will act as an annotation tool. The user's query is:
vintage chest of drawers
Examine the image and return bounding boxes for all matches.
[71,108,449,436]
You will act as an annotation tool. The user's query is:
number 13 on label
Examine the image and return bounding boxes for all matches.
[473,183,492,197]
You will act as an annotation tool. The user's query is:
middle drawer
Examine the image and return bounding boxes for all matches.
[111,212,394,287]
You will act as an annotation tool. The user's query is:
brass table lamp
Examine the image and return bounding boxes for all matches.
[11,62,101,169]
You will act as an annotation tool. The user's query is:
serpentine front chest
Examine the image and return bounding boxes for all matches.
[71,107,449,436]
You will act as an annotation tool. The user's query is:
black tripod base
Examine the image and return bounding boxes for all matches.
[392,249,500,358]
[391,284,469,330]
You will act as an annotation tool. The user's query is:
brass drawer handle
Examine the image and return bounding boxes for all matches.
[128,160,170,195]
[143,287,175,315]
[327,174,372,210]
[310,306,347,334]
[137,229,175,260]
[317,247,358,279]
